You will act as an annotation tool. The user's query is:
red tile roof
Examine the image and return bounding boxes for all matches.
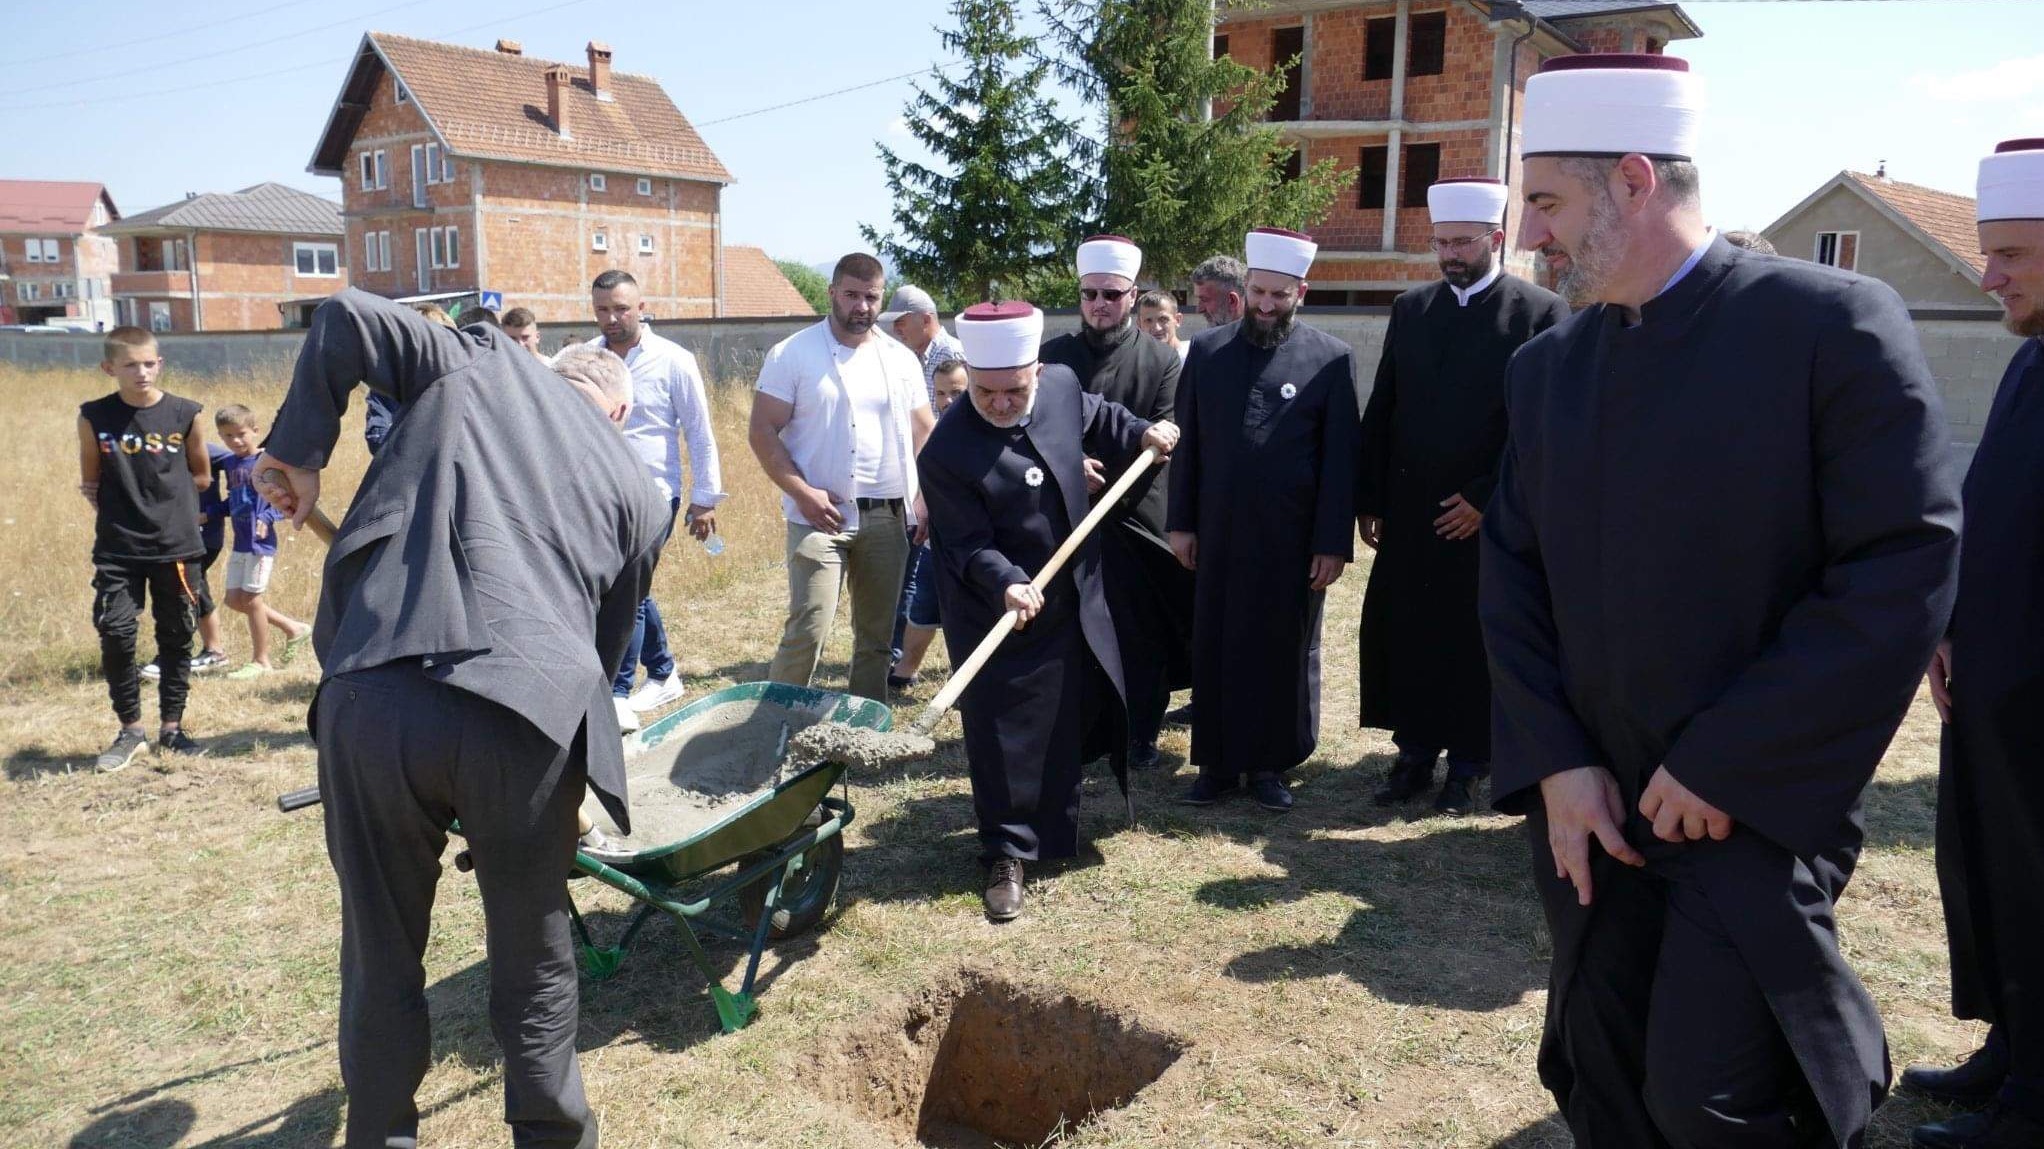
[310,33,731,185]
[1846,171,1986,278]
[0,180,117,235]
[722,246,816,317]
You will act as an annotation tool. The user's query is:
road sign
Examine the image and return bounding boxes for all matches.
[479,290,504,311]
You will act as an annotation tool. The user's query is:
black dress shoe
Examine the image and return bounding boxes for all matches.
[1913,1104,2044,1148]
[1372,754,1435,805]
[1163,702,1195,727]
[984,858,1025,922]
[1903,1031,2010,1108]
[1433,775,1478,816]
[1248,772,1294,812]
[1128,742,1163,771]
[1180,772,1238,805]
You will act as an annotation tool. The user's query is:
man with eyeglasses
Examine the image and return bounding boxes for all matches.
[1041,236,1191,772]
[1168,228,1359,812]
[1356,178,1569,817]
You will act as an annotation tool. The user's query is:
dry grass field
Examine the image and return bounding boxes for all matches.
[0,360,1982,1148]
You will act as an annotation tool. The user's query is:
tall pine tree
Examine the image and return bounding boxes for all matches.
[862,0,1091,304]
[1044,0,1349,287]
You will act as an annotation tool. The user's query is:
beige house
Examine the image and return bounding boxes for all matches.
[1762,169,1994,313]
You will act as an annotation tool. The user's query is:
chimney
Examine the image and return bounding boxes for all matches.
[1876,159,1889,181]
[587,40,613,102]
[495,38,522,56]
[545,65,572,139]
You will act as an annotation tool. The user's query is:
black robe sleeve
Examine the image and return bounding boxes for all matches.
[922,444,1031,601]
[266,288,479,471]
[1480,422,1612,810]
[1659,277,1959,856]
[1079,390,1153,477]
[1459,292,1571,512]
[1312,348,1361,560]
[1357,305,1399,519]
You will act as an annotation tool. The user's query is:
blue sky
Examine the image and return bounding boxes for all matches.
[0,1,2036,267]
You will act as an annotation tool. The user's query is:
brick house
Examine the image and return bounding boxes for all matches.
[1216,0,1701,303]
[101,183,348,332]
[1762,168,1997,313]
[0,180,120,328]
[307,32,807,322]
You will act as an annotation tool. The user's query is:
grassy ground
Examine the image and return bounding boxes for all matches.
[0,362,1980,1148]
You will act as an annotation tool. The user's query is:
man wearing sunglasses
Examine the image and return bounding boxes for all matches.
[1040,236,1191,773]
[1356,178,1569,818]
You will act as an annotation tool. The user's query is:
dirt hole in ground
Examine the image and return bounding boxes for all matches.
[810,968,1187,1148]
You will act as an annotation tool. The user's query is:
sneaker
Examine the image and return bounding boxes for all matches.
[613,696,642,734]
[139,661,162,681]
[189,650,229,674]
[626,673,685,714]
[157,729,207,757]
[226,663,271,681]
[1248,771,1294,812]
[95,728,149,772]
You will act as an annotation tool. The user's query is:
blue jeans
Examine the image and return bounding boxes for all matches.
[890,538,939,665]
[613,499,681,697]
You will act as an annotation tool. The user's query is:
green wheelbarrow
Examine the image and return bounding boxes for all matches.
[278,681,889,1035]
[564,681,888,1033]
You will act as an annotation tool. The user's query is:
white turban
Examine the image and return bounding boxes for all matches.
[1978,138,2044,223]
[957,301,1043,370]
[1076,234,1142,282]
[1244,227,1317,279]
[1523,53,1704,161]
[1428,179,1510,226]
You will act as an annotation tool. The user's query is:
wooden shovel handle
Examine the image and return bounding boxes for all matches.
[911,447,1162,736]
[257,466,339,545]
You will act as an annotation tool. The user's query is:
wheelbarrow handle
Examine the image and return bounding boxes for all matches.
[911,446,1162,738]
[277,786,323,813]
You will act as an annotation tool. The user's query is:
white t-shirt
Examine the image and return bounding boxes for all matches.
[835,338,902,498]
[756,320,928,530]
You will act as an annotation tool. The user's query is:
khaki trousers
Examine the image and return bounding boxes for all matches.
[767,502,910,703]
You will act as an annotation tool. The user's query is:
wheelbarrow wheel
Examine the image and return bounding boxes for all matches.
[738,819,844,941]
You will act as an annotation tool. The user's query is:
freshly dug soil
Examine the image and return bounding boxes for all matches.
[588,700,815,854]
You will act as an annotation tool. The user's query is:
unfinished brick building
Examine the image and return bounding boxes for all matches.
[1217,0,1701,303]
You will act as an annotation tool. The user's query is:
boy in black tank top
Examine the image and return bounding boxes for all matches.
[77,327,211,769]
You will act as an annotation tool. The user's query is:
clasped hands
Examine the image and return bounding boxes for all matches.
[1540,763,1734,906]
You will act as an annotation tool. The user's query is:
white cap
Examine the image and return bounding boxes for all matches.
[1244,227,1317,279]
[1978,138,2044,223]
[877,284,938,324]
[956,301,1043,370]
[1523,54,1703,162]
[1076,234,1142,282]
[1428,178,1510,226]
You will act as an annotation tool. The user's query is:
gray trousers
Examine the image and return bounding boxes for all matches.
[317,661,595,1149]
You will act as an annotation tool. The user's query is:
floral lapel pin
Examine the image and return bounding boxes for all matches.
[1024,466,1045,488]
[1279,382,1298,401]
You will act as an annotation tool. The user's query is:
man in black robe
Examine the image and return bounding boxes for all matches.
[1040,235,1191,771]
[1906,138,2044,1149]
[1358,177,1570,816]
[1168,227,1359,813]
[918,302,1178,922]
[1481,56,1960,1147]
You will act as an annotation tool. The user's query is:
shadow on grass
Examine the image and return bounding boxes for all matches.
[1863,773,1938,853]
[1490,1115,1573,1147]
[5,743,80,780]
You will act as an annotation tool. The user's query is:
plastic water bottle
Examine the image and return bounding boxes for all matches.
[702,533,725,557]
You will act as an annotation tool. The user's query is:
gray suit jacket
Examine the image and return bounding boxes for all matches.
[267,288,668,831]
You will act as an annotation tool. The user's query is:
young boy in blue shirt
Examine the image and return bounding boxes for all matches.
[213,405,310,678]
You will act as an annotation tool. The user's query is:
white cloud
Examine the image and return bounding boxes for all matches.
[1909,52,2044,102]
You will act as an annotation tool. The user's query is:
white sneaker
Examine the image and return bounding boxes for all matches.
[627,673,686,713]
[613,696,642,733]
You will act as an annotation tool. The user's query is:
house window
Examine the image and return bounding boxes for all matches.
[1365,16,1397,81]
[1359,145,1389,209]
[395,81,410,105]
[1401,142,1441,208]
[410,145,428,207]
[1270,26,1304,121]
[374,150,388,189]
[360,152,376,191]
[1408,11,1447,78]
[637,233,655,254]
[149,301,172,332]
[430,227,446,269]
[53,281,74,298]
[161,238,188,272]
[445,226,460,269]
[636,177,653,196]
[588,172,607,192]
[26,237,59,263]
[18,282,38,301]
[1278,148,1303,183]
[294,241,340,277]
[591,231,609,252]
[1815,231,1859,271]
[379,230,392,272]
[1213,33,1229,59]
[440,148,454,183]
[425,142,441,184]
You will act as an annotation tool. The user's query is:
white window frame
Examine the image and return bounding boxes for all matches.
[43,238,60,262]
[588,172,606,192]
[1814,230,1860,272]
[294,241,340,278]
[378,230,392,272]
[410,145,428,207]
[18,282,38,301]
[374,149,388,190]
[149,301,171,332]
[637,233,655,254]
[424,142,441,184]
[22,239,41,263]
[636,177,652,196]
[590,230,608,253]
[415,229,431,293]
[395,81,411,105]
[360,152,376,191]
[444,225,459,269]
[53,280,74,298]
[439,148,454,183]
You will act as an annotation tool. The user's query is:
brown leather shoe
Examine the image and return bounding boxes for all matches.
[984,858,1025,922]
